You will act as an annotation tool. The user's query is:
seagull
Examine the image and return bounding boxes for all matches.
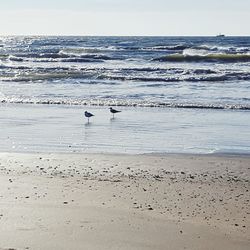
[84,111,94,123]
[109,107,121,118]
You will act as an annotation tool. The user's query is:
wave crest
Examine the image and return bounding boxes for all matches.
[153,52,250,63]
[1,97,249,111]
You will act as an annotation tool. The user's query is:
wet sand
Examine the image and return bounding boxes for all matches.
[0,152,249,250]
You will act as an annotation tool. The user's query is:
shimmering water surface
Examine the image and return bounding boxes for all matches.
[0,36,249,153]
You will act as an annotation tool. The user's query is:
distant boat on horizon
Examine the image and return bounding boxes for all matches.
[216,34,225,38]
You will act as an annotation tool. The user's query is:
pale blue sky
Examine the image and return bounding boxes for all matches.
[0,0,249,35]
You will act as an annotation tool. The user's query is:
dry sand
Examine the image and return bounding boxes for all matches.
[0,152,249,250]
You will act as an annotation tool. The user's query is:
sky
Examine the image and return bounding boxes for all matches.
[0,0,249,36]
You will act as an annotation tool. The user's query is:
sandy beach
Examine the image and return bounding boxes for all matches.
[0,152,249,250]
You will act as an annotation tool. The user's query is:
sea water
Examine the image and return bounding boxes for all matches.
[0,36,250,154]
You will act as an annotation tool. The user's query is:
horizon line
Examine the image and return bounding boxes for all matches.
[1,34,250,37]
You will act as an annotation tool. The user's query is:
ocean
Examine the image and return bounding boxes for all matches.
[0,36,250,154]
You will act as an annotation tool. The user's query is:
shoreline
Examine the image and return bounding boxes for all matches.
[0,152,249,249]
[1,103,250,154]
[1,150,250,158]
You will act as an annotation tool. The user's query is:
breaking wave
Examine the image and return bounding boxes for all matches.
[1,97,249,110]
[4,52,118,63]
[153,52,250,63]
[140,44,191,51]
[1,65,250,82]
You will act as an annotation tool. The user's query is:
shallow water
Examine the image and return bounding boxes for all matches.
[0,104,249,154]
